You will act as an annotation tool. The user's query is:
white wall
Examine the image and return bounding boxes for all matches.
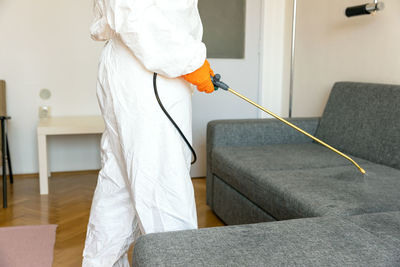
[0,0,103,174]
[292,0,400,117]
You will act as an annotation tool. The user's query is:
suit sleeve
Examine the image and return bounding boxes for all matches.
[107,0,207,78]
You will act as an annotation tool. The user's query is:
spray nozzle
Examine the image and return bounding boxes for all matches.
[211,74,230,91]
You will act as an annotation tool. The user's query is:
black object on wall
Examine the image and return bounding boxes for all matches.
[345,1,385,17]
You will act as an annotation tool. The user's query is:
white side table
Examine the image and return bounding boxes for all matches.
[37,116,105,195]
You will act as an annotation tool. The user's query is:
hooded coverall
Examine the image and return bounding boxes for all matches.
[83,1,210,266]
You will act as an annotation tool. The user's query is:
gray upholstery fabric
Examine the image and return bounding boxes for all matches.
[207,118,320,208]
[213,143,369,172]
[347,212,400,247]
[315,82,400,170]
[133,212,400,267]
[206,118,320,148]
[212,145,400,219]
[212,175,276,225]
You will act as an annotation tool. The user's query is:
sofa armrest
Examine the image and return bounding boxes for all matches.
[206,117,320,208]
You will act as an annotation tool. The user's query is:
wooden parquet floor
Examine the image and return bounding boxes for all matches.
[0,172,224,266]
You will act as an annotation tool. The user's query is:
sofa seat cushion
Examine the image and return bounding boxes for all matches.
[212,143,369,172]
[212,144,400,219]
[133,212,400,267]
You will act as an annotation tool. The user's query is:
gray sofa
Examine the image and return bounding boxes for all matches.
[133,211,400,266]
[133,82,400,266]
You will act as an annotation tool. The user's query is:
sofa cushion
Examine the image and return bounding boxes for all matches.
[212,174,277,225]
[315,82,400,170]
[347,212,400,246]
[133,212,400,267]
[212,143,368,172]
[212,145,400,220]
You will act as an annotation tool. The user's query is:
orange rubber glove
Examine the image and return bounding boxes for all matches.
[183,60,215,94]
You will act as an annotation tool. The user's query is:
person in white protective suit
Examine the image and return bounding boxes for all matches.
[83,0,216,266]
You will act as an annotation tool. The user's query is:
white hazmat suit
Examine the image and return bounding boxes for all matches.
[83,1,207,266]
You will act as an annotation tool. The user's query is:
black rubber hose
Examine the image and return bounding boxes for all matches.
[153,73,197,165]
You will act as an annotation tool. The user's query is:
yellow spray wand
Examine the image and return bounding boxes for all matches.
[211,74,366,175]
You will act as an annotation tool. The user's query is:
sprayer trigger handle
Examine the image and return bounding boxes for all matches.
[211,74,230,91]
[211,74,220,91]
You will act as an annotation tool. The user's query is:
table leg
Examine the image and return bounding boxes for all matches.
[2,119,7,208]
[6,135,13,184]
[38,134,49,195]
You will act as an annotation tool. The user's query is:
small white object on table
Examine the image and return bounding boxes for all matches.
[37,116,105,195]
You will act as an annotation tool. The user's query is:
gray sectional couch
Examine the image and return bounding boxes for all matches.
[133,82,400,266]
[133,212,400,266]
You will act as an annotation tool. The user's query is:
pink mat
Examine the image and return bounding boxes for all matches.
[0,225,57,267]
